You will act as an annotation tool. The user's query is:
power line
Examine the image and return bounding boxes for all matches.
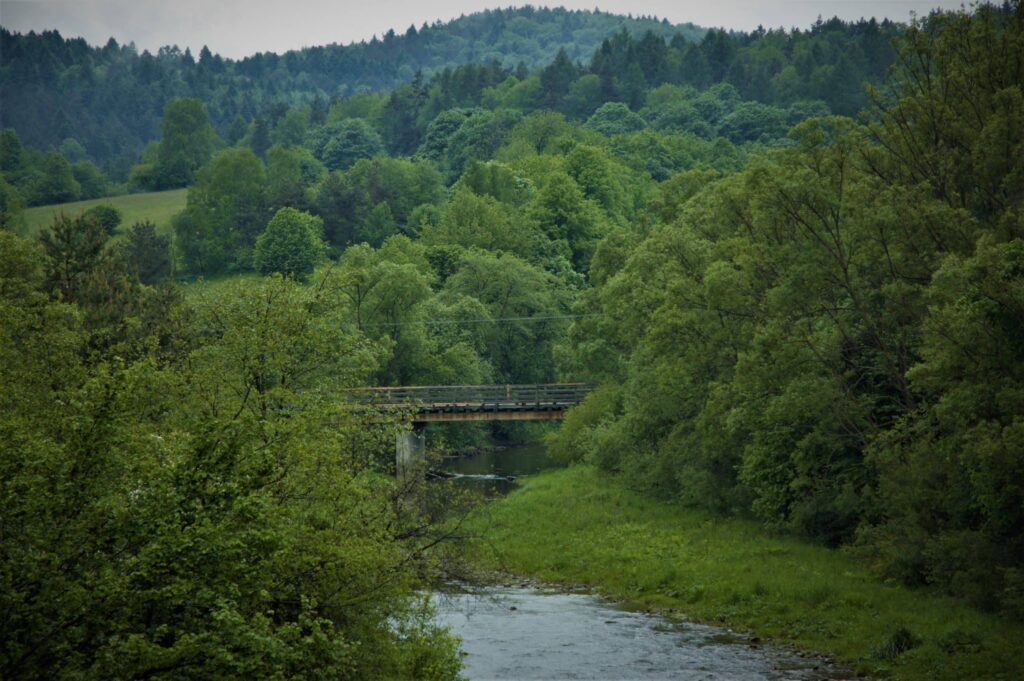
[359,313,604,328]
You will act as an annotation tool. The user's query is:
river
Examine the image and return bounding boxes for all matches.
[434,444,847,681]
[436,441,555,495]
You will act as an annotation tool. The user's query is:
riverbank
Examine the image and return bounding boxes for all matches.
[465,465,1024,680]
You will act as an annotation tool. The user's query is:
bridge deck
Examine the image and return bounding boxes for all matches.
[352,383,592,423]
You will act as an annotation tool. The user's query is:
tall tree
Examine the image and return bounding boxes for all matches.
[122,220,172,285]
[153,98,220,188]
[177,147,267,273]
[39,213,107,303]
[540,48,578,108]
[32,152,80,205]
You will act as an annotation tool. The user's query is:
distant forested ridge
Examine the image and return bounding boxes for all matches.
[0,7,698,165]
[0,6,899,172]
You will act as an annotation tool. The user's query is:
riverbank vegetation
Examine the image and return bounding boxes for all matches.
[552,3,1024,619]
[0,235,465,678]
[469,466,1024,680]
[2,2,1023,677]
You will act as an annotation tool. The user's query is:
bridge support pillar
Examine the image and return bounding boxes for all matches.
[396,425,425,480]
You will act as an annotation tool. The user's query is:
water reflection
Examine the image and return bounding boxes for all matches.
[437,442,556,495]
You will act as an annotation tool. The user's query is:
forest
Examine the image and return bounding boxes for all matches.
[2,2,1023,679]
[1,6,893,180]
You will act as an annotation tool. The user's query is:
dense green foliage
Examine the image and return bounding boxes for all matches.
[0,225,463,679]
[1,7,898,174]
[174,147,269,272]
[122,219,173,284]
[3,3,1024,676]
[1,8,700,166]
[82,203,122,235]
[553,2,1024,617]
[131,98,221,190]
[0,5,902,228]
[253,207,326,279]
[0,129,112,211]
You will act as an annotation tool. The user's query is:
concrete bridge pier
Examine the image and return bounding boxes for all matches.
[396,425,426,480]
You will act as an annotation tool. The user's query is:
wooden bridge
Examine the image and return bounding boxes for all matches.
[354,383,593,423]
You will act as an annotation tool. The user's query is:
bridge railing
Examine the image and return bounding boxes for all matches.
[349,383,594,406]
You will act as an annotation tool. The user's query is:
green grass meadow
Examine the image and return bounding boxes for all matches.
[468,466,1024,680]
[22,189,188,238]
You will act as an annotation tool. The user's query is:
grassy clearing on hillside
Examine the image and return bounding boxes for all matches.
[22,189,188,238]
[467,466,1024,680]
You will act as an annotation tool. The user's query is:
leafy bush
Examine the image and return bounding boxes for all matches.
[0,259,463,680]
[253,207,325,280]
[82,204,122,235]
[546,385,621,464]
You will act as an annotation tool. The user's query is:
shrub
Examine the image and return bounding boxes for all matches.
[82,204,123,235]
[253,207,325,280]
[870,626,921,661]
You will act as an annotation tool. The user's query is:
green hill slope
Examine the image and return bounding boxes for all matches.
[22,189,187,237]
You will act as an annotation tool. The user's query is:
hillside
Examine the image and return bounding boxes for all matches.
[1,11,903,209]
[21,188,187,237]
[0,7,702,165]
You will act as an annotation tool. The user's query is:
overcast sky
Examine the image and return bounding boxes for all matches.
[0,1,968,59]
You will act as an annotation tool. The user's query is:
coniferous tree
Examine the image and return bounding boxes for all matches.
[153,98,219,188]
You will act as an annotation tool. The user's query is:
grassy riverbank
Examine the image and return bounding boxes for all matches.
[467,466,1024,680]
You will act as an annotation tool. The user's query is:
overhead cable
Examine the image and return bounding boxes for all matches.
[359,313,604,328]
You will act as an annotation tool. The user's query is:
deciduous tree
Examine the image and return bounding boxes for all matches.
[253,207,326,280]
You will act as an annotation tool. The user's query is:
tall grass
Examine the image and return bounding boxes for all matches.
[467,466,1024,680]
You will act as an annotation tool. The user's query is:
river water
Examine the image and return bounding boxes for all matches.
[437,441,554,495]
[434,587,841,680]
[434,444,846,681]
